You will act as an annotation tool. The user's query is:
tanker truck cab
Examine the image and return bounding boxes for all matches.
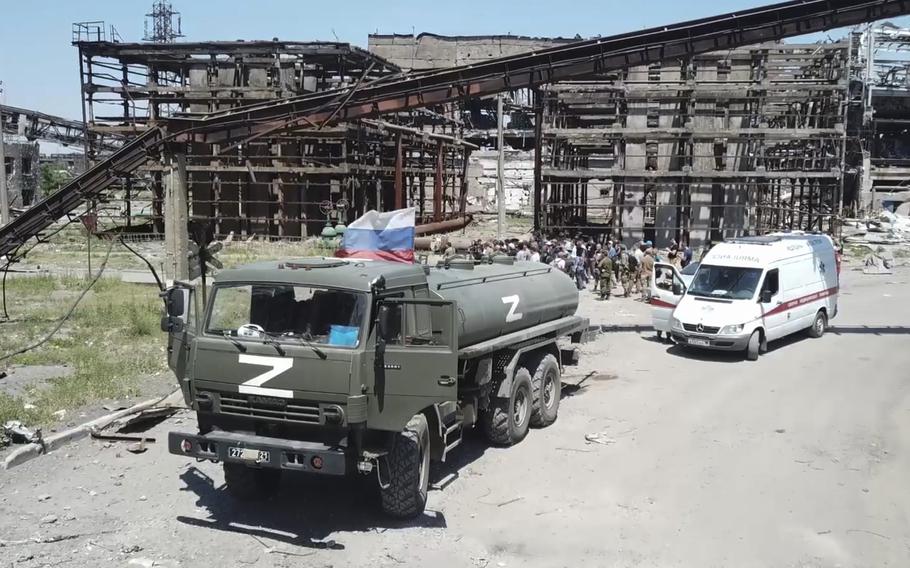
[669,234,838,361]
[165,256,589,518]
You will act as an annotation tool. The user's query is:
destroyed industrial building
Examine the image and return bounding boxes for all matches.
[2,0,910,269]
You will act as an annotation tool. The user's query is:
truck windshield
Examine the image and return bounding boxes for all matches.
[687,265,763,300]
[206,284,367,348]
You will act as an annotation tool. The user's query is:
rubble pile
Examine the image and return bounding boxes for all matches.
[844,210,910,245]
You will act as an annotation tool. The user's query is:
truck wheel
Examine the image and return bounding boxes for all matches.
[380,414,430,519]
[483,369,533,446]
[223,463,281,501]
[530,355,561,428]
[745,330,761,361]
[808,310,827,338]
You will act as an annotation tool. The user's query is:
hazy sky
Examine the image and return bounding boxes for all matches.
[1,1,906,122]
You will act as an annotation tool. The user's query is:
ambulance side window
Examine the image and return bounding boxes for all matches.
[762,269,779,297]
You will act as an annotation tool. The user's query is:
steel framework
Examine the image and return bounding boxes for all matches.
[537,41,853,246]
[2,0,909,258]
[0,104,122,153]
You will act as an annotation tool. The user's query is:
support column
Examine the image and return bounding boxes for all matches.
[0,115,8,227]
[533,89,543,232]
[165,152,190,281]
[394,133,403,210]
[434,141,443,222]
[497,93,506,239]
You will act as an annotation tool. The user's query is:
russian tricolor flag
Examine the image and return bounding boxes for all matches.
[336,207,416,263]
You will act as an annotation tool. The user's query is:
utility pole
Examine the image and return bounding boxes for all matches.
[164,151,189,281]
[497,93,505,240]
[0,82,9,227]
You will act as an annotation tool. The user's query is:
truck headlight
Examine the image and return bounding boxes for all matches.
[671,318,683,330]
[720,323,744,335]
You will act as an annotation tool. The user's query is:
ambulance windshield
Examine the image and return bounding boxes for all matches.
[687,265,763,300]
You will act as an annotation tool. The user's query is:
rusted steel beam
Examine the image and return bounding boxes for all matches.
[359,119,479,149]
[414,213,474,237]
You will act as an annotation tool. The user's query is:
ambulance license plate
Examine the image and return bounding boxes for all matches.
[689,338,710,347]
[229,447,270,463]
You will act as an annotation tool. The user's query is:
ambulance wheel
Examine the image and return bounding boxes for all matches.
[808,310,827,339]
[746,331,761,361]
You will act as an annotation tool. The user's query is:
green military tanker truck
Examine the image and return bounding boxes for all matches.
[164,256,589,517]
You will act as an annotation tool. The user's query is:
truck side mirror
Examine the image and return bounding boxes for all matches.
[160,287,189,332]
[672,283,684,296]
[162,287,188,318]
[760,289,773,304]
[377,304,393,341]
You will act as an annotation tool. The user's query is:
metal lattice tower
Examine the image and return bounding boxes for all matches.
[143,1,184,43]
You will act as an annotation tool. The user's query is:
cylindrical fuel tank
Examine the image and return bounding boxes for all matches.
[425,257,579,347]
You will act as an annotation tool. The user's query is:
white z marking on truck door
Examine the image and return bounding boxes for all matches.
[501,295,523,323]
[238,354,294,398]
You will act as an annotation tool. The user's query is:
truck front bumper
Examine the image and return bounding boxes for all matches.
[671,330,751,351]
[168,430,347,475]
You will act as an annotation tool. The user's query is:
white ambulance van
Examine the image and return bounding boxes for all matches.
[651,233,839,360]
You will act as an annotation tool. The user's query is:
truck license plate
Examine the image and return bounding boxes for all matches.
[689,338,710,347]
[229,447,270,463]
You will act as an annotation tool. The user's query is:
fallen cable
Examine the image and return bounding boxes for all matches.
[118,236,164,291]
[0,235,117,365]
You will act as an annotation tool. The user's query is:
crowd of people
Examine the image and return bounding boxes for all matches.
[441,233,695,301]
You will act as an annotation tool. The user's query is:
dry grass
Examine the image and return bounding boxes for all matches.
[0,275,166,426]
[0,236,341,427]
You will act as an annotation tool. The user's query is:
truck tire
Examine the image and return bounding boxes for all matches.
[223,463,281,501]
[745,330,761,361]
[482,369,532,446]
[530,354,561,428]
[380,414,430,519]
[808,310,827,338]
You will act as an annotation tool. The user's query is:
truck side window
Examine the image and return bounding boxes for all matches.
[381,303,404,345]
[405,303,451,347]
[762,269,779,297]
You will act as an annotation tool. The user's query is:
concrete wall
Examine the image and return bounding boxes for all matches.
[368,34,576,71]
[465,149,534,214]
[2,142,40,208]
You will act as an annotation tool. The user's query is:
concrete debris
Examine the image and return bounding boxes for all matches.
[2,389,184,471]
[40,514,59,525]
[863,250,895,275]
[2,420,40,445]
[37,494,51,502]
[584,432,616,445]
[109,406,179,434]
[845,210,910,245]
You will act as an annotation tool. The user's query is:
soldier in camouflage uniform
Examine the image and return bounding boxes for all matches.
[597,253,614,300]
[618,245,634,297]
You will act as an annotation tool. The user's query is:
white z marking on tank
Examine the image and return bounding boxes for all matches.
[238,354,294,398]
[501,295,523,323]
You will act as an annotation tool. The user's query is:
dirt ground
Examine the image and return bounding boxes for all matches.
[1,265,909,568]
